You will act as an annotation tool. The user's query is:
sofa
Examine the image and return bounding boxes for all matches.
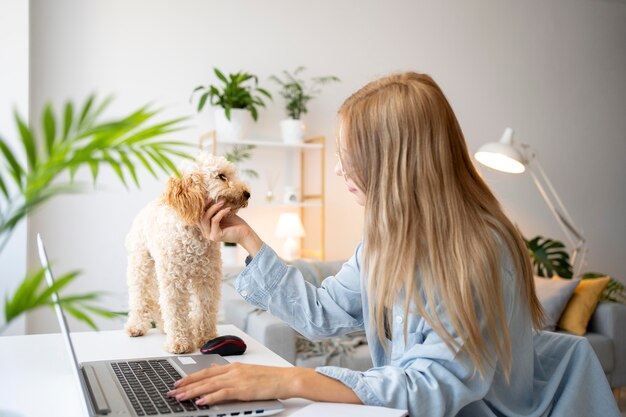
[222,259,626,389]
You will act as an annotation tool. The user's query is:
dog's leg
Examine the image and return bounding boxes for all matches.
[189,269,221,347]
[156,259,195,354]
[125,249,157,337]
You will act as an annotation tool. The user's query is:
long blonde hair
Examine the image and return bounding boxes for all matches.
[338,72,544,380]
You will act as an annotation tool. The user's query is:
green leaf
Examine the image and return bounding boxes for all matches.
[198,92,209,112]
[131,149,157,179]
[89,160,99,184]
[62,304,98,330]
[0,172,9,198]
[82,305,126,319]
[256,88,272,100]
[78,95,95,128]
[15,111,37,170]
[33,271,80,308]
[0,139,25,189]
[119,151,139,188]
[214,68,228,84]
[143,147,168,175]
[101,150,127,188]
[525,235,573,278]
[43,104,56,156]
[62,101,74,141]
[4,269,45,322]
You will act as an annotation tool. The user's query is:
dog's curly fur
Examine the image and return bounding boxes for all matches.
[124,153,250,354]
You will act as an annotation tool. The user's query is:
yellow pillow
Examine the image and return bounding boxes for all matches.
[554,276,610,336]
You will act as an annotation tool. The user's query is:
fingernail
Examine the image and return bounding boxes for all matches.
[176,394,185,400]
[167,390,175,396]
[196,399,204,405]
[173,381,181,387]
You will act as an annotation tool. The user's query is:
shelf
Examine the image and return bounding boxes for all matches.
[214,138,323,150]
[251,201,322,208]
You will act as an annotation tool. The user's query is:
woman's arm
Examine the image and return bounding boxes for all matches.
[199,199,365,339]
[168,363,362,405]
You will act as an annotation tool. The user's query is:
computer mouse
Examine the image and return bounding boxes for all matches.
[200,335,247,356]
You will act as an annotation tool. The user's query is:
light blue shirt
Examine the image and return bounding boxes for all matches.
[235,243,619,417]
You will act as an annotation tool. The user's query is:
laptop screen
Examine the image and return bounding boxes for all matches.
[36,233,91,415]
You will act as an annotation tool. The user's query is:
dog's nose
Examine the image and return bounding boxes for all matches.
[243,191,251,200]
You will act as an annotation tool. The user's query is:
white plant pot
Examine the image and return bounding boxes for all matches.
[215,108,251,141]
[221,244,238,266]
[280,119,305,144]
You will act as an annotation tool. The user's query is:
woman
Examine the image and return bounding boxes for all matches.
[168,72,618,416]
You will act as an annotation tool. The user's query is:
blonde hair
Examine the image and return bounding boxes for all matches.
[338,72,544,380]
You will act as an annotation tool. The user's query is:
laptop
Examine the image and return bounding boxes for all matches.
[37,234,285,417]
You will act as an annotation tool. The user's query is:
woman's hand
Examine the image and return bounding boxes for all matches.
[168,362,362,406]
[198,199,263,256]
[167,363,297,405]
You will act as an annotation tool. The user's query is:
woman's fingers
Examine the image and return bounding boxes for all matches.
[208,207,231,241]
[170,376,226,401]
[174,363,226,388]
[198,388,237,405]
[202,199,225,223]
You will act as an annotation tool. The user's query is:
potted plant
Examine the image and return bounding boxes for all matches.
[0,95,190,333]
[269,67,340,143]
[192,68,272,141]
[525,235,625,303]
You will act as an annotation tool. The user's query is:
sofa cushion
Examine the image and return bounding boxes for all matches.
[555,276,610,335]
[534,276,579,331]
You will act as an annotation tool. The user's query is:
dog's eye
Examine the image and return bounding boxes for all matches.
[216,173,227,181]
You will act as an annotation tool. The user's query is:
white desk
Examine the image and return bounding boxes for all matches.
[0,324,311,417]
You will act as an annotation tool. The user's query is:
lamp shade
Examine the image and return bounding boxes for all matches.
[474,127,526,174]
[275,213,305,239]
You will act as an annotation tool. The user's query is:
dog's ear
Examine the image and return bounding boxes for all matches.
[162,173,206,225]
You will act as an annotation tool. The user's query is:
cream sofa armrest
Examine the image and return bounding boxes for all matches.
[223,299,297,364]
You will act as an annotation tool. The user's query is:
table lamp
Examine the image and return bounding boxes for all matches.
[475,127,587,277]
[275,213,305,261]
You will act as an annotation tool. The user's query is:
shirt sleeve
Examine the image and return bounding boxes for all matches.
[316,261,517,417]
[234,242,364,339]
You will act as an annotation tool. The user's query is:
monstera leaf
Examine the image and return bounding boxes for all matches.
[525,235,573,278]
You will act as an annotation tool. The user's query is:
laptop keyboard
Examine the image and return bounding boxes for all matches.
[111,359,210,416]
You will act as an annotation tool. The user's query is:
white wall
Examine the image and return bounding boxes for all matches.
[0,0,29,335]
[25,0,626,333]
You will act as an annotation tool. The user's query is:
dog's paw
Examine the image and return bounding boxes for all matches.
[125,324,147,337]
[164,338,195,354]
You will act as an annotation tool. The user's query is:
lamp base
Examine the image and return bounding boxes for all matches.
[282,238,300,261]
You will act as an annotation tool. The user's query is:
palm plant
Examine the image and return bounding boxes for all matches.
[0,95,191,333]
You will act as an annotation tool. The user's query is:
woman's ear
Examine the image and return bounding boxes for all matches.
[162,173,206,225]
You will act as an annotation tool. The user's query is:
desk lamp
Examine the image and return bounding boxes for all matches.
[475,127,587,277]
[275,213,305,261]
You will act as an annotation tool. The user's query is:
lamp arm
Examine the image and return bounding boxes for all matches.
[523,148,587,277]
